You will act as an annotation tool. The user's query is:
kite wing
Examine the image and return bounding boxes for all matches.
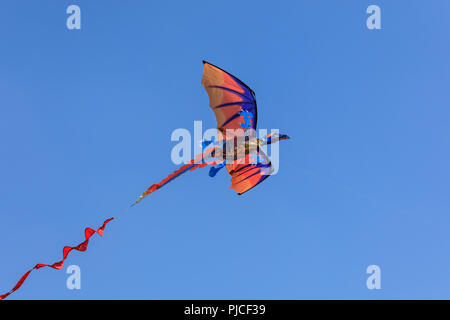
[201,61,257,136]
[226,148,273,195]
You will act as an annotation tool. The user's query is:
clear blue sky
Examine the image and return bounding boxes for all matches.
[1,1,449,299]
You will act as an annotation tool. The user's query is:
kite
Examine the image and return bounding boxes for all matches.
[0,61,290,300]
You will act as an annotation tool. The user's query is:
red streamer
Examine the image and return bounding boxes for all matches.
[0,217,114,300]
[141,160,208,198]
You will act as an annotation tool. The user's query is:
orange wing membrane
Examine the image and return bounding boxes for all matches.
[0,61,286,300]
[227,149,273,195]
[201,61,257,137]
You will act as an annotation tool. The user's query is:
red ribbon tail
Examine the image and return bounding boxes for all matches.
[0,217,114,300]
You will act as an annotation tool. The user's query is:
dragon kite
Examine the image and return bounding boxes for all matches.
[0,61,290,300]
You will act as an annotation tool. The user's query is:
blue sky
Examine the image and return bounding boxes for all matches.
[1,1,449,299]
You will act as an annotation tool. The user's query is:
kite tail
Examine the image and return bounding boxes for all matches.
[0,217,114,300]
[1,152,214,300]
[132,158,209,206]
